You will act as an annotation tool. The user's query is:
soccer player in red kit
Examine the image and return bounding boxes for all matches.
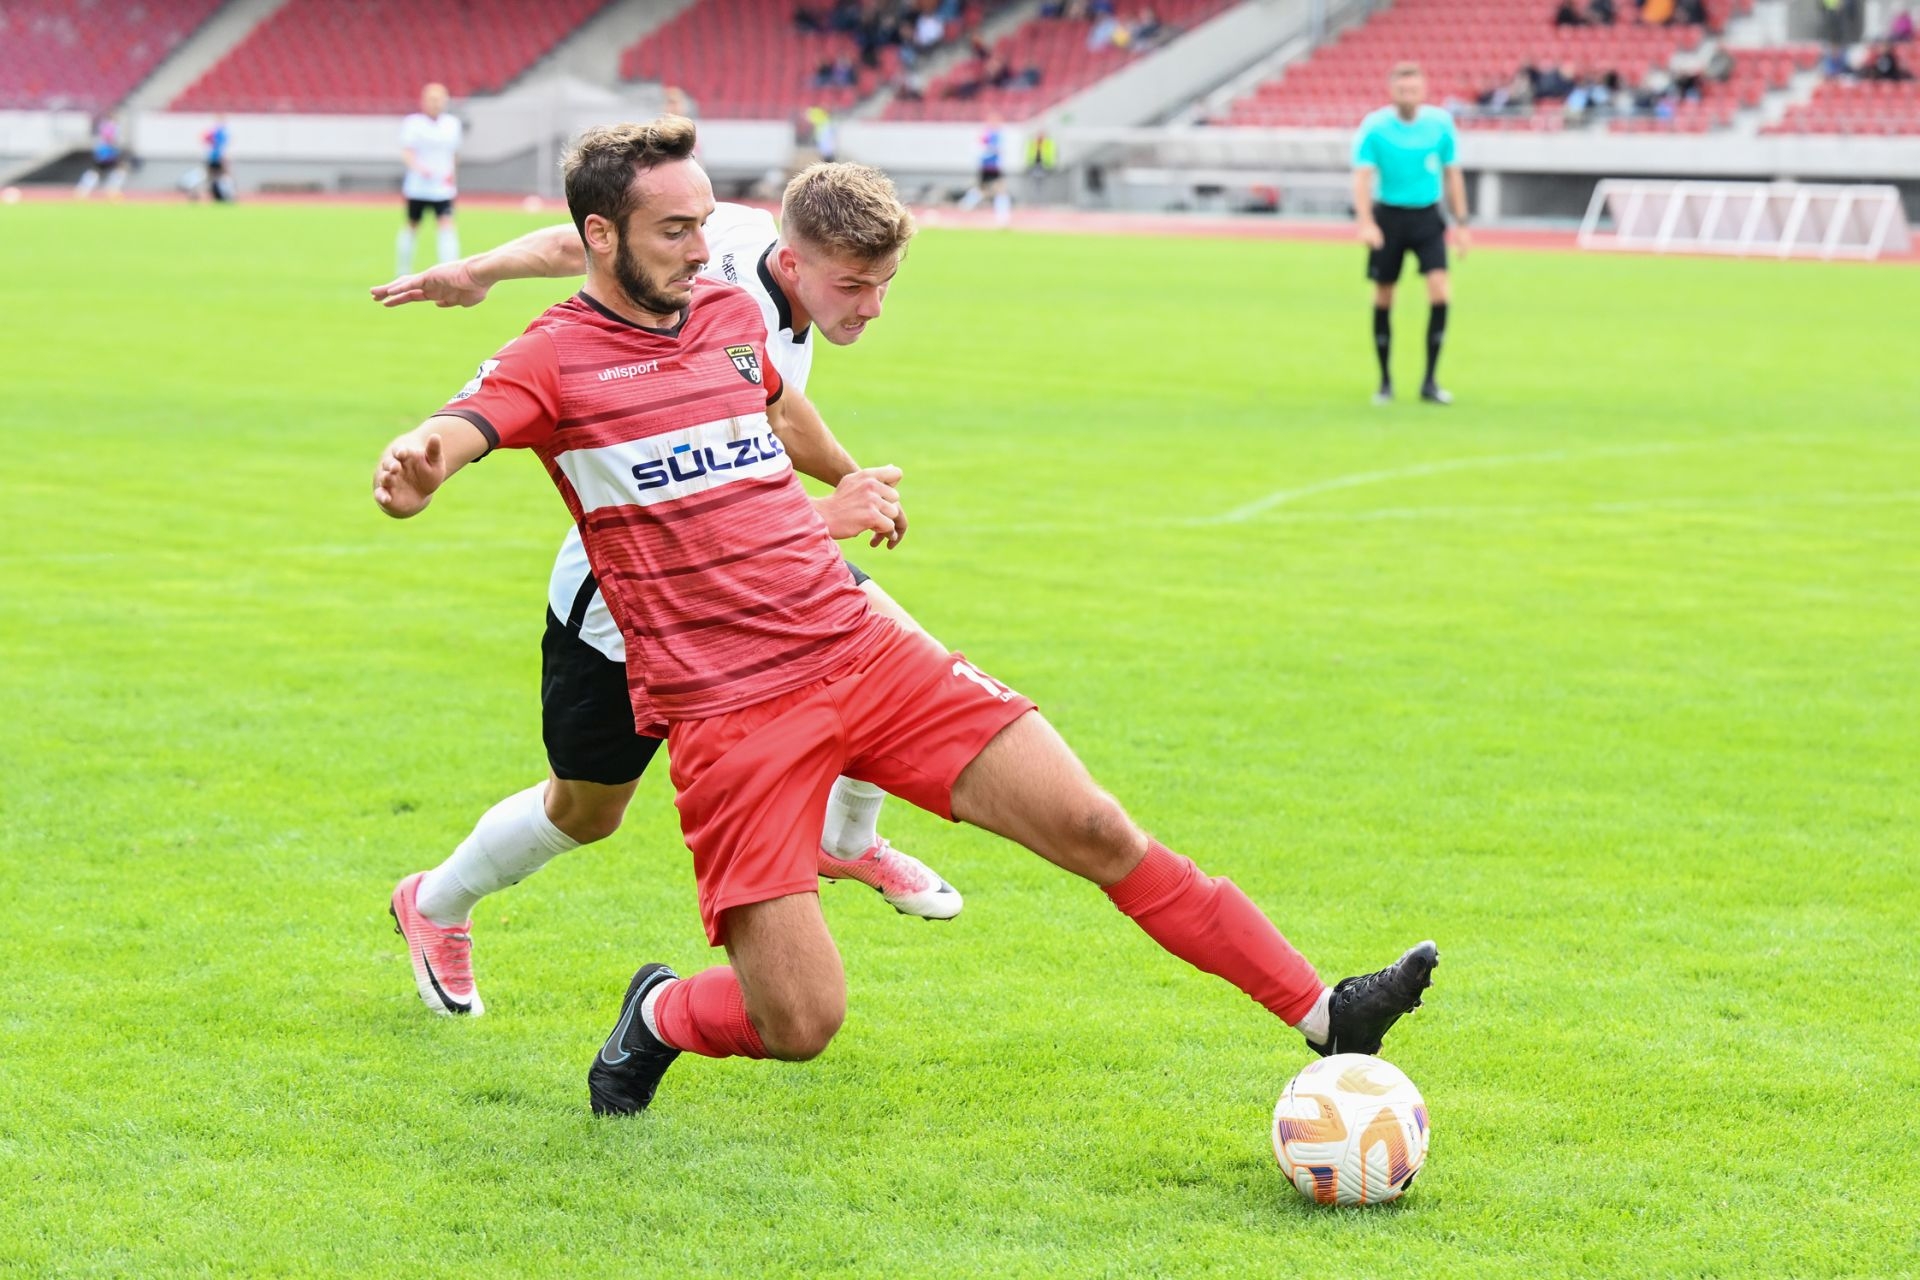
[372,117,1439,1116]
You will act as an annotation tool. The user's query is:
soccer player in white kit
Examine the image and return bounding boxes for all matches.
[397,82,463,275]
[372,161,963,1016]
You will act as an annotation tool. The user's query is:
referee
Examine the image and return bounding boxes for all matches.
[1352,63,1470,405]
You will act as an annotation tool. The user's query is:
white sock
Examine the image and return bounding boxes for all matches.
[820,776,886,859]
[75,170,99,197]
[1295,987,1333,1045]
[639,979,673,1040]
[958,186,982,211]
[395,226,417,275]
[416,783,580,925]
[435,223,460,263]
[993,191,1011,224]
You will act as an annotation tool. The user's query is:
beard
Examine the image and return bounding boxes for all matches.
[613,237,690,317]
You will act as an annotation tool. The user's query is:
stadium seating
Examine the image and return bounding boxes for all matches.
[0,0,224,112]
[1221,0,1753,129]
[882,0,1239,121]
[173,0,615,114]
[620,0,895,120]
[1762,77,1920,135]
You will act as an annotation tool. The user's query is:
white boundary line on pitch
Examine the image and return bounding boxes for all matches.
[1197,439,1715,526]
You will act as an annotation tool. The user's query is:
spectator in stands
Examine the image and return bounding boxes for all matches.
[1537,62,1579,99]
[664,86,697,120]
[1889,9,1915,42]
[815,52,859,87]
[913,0,945,48]
[1554,0,1587,28]
[1865,42,1913,79]
[794,4,827,32]
[1089,11,1123,48]
[1673,0,1708,27]
[1640,0,1675,24]
[1131,5,1165,42]
[1587,0,1618,25]
[1671,47,1707,96]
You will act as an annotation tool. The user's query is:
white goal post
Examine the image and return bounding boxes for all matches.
[1577,179,1913,260]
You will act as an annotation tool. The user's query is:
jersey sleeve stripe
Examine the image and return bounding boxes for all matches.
[437,407,500,455]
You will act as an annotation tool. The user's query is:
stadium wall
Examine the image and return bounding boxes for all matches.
[8,106,1919,220]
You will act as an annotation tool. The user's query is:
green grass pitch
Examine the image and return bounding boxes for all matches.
[1,201,1915,1278]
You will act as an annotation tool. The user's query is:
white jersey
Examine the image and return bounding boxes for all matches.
[400,112,462,202]
[548,202,817,660]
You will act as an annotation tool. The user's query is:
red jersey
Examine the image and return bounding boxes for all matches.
[438,281,887,722]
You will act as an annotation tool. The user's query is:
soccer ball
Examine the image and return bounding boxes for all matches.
[1272,1053,1429,1206]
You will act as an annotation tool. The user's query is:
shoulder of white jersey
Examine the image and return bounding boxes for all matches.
[705,203,779,261]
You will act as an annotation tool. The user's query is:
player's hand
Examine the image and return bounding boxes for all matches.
[370,259,490,308]
[815,465,904,546]
[373,433,449,517]
[1359,221,1385,250]
[1452,226,1472,261]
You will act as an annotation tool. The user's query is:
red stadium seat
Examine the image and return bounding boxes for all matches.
[173,0,615,113]
[0,0,225,111]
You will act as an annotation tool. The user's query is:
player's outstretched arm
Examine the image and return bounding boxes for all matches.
[772,388,907,547]
[812,466,904,544]
[369,223,584,308]
[372,416,493,517]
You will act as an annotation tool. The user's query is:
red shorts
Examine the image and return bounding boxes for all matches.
[668,621,1037,945]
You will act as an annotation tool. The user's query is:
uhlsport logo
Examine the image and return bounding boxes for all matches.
[453,358,499,401]
[630,429,786,493]
[599,360,659,382]
[725,344,762,385]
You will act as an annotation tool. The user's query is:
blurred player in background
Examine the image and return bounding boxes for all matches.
[370,119,1440,1115]
[371,156,966,1018]
[74,116,127,199]
[397,82,462,274]
[958,116,1011,225]
[1352,63,1470,406]
[192,117,234,202]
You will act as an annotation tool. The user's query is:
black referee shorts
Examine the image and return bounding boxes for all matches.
[1367,202,1449,285]
[405,197,454,224]
[539,555,874,786]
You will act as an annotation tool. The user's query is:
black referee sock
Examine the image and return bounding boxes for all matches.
[1373,306,1392,387]
[1425,303,1449,387]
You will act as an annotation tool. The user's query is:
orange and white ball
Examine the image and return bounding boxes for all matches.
[1273,1053,1429,1206]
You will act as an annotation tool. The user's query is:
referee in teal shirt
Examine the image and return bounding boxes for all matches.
[1352,63,1471,405]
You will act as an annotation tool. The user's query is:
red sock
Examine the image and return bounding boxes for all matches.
[1104,842,1326,1025]
[651,966,768,1059]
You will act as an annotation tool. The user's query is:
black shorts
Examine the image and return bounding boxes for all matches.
[405,197,454,224]
[1367,203,1448,284]
[207,158,227,176]
[979,164,1003,186]
[540,555,875,786]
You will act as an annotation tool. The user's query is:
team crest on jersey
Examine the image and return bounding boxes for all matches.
[725,344,762,385]
[453,358,499,401]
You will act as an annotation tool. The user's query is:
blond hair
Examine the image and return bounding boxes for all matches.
[780,162,916,262]
[561,115,698,239]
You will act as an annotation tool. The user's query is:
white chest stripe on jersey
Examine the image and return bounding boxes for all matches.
[553,414,790,513]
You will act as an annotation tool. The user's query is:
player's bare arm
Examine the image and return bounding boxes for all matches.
[372,416,491,517]
[772,386,906,549]
[1353,167,1383,249]
[813,466,904,542]
[371,223,584,309]
[1445,165,1471,259]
